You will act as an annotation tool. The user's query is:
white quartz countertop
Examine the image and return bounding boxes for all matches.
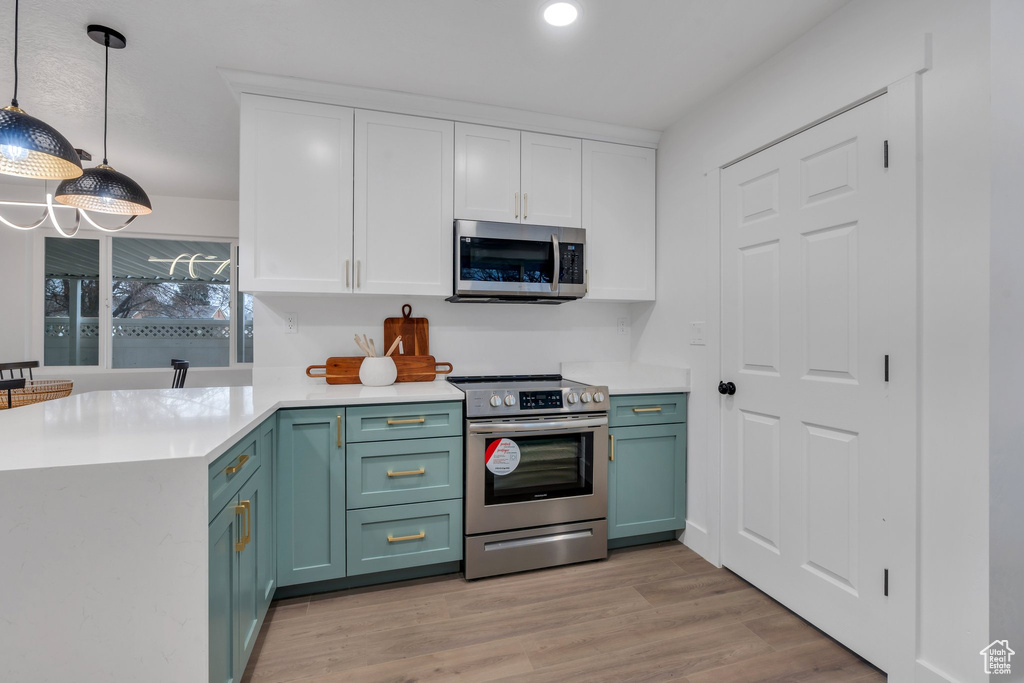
[0,375,463,473]
[561,361,691,395]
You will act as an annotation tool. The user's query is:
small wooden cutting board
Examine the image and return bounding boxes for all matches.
[384,304,429,356]
[306,355,452,384]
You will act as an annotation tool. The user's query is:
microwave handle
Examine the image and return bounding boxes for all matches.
[468,416,608,435]
[551,234,560,293]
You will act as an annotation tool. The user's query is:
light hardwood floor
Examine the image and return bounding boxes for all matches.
[242,541,887,682]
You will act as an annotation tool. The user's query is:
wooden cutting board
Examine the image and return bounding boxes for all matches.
[306,355,453,385]
[384,304,429,357]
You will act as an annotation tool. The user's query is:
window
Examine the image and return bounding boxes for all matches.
[41,235,254,369]
[44,237,100,366]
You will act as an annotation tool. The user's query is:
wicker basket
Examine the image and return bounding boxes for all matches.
[0,379,74,409]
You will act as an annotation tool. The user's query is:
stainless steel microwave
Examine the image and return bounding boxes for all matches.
[446,220,586,304]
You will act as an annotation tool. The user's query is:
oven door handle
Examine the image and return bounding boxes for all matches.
[468,416,608,435]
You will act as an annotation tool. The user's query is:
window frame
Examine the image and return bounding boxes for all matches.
[31,230,252,372]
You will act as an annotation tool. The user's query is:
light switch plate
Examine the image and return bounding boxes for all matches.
[690,321,705,345]
[616,317,628,335]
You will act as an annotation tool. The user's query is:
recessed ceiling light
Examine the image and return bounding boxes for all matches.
[543,1,579,27]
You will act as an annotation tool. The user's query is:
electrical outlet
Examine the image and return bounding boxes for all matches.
[690,321,705,345]
[285,312,298,334]
[616,317,628,336]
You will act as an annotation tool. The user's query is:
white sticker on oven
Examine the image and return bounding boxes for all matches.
[485,438,521,476]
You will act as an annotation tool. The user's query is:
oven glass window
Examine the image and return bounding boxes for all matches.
[484,432,594,505]
[459,237,554,283]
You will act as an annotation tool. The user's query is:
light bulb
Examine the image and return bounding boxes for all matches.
[0,144,29,162]
[543,1,579,26]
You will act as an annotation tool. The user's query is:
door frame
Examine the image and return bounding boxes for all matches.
[701,74,922,681]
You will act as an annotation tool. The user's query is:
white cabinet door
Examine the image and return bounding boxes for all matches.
[520,132,582,228]
[239,94,354,293]
[582,141,656,301]
[354,110,454,296]
[454,123,520,223]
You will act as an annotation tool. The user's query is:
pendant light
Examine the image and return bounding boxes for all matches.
[0,0,83,180]
[55,25,151,216]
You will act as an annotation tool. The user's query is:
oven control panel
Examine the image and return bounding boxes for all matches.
[519,390,564,411]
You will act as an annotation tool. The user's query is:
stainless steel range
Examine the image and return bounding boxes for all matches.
[447,374,610,580]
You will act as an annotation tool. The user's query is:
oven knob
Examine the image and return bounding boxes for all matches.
[567,392,579,404]
[504,394,516,407]
[581,392,592,403]
[594,391,605,403]
[489,395,502,408]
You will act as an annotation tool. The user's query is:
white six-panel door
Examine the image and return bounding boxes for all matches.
[454,123,521,223]
[354,110,454,296]
[720,95,894,671]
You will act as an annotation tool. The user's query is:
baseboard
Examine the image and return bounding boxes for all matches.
[681,520,720,567]
[273,561,462,600]
[607,531,677,549]
[915,659,960,683]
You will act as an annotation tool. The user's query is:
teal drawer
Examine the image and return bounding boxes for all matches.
[346,499,463,576]
[346,437,463,509]
[346,401,462,443]
[608,393,687,428]
[209,429,261,522]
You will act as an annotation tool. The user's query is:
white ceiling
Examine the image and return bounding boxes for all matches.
[0,0,848,201]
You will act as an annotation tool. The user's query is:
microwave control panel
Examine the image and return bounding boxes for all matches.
[519,390,564,410]
[559,244,585,284]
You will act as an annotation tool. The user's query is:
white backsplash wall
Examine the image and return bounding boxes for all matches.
[253,295,633,378]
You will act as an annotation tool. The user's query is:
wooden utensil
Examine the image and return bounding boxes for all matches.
[384,304,429,356]
[385,336,402,357]
[306,355,453,384]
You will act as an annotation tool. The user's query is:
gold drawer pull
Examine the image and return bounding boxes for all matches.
[609,434,615,461]
[388,467,426,477]
[632,407,663,413]
[225,453,249,475]
[387,531,426,543]
[337,415,342,448]
[387,417,426,426]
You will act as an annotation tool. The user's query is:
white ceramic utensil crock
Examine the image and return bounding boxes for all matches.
[359,356,397,386]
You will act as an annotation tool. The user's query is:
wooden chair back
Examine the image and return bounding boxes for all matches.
[171,359,189,389]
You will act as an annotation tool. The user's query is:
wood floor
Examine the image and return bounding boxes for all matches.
[242,541,886,682]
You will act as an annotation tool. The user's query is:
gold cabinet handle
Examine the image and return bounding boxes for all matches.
[345,258,350,288]
[387,417,425,425]
[387,467,426,477]
[387,531,426,543]
[234,500,251,551]
[225,453,249,475]
[515,192,519,219]
[609,434,614,462]
[633,407,663,413]
[337,416,342,448]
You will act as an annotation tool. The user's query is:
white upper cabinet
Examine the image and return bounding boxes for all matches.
[455,124,520,223]
[354,110,455,296]
[520,132,582,228]
[582,140,656,301]
[455,124,581,228]
[239,94,354,293]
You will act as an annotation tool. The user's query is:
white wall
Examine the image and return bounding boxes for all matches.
[0,182,250,390]
[253,294,633,378]
[988,0,1023,661]
[634,1,989,681]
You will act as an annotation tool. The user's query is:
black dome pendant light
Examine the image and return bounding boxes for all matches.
[0,0,84,180]
[55,25,152,216]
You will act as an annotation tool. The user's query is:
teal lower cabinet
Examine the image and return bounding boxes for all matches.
[347,499,463,576]
[346,436,463,509]
[276,408,346,586]
[607,393,687,542]
[209,491,241,683]
[209,414,277,683]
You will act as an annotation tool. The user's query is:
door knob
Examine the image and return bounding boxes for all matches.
[718,381,736,396]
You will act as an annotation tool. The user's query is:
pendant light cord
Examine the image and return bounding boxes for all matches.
[11,0,19,107]
[102,36,109,165]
